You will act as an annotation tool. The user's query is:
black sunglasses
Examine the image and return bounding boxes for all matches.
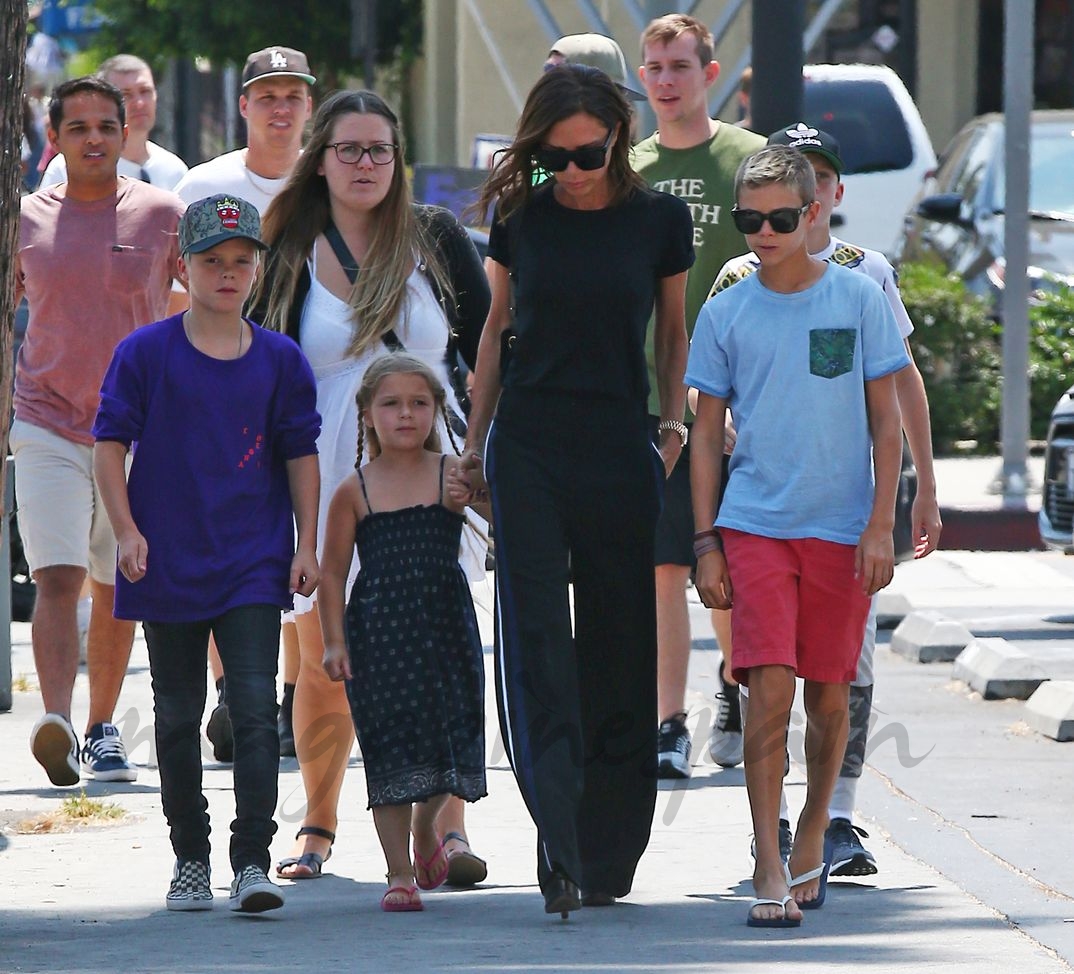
[731,202,812,235]
[532,129,614,173]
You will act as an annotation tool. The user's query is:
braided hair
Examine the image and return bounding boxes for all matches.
[354,353,462,466]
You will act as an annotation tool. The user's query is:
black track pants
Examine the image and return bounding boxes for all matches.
[487,390,662,896]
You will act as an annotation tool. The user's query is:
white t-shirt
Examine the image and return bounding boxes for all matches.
[173,149,288,215]
[710,235,914,339]
[39,141,188,192]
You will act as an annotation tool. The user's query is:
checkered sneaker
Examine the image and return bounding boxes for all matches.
[229,865,284,914]
[166,860,213,911]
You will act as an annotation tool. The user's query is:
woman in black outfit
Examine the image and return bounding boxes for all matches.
[458,65,694,917]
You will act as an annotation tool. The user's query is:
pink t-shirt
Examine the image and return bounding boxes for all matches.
[15,178,184,444]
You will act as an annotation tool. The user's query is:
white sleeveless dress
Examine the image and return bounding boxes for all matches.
[292,249,481,615]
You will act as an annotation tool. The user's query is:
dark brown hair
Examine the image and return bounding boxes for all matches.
[474,64,644,220]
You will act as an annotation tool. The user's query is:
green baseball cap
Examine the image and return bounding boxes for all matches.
[179,194,268,255]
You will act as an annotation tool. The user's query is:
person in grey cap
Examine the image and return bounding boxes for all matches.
[175,45,314,214]
[545,33,647,102]
[94,193,321,915]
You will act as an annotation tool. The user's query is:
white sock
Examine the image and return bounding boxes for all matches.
[829,774,858,823]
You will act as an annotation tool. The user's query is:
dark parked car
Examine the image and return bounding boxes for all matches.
[895,110,1074,309]
[1040,391,1074,551]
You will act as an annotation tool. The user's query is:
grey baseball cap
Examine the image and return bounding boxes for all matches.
[547,33,646,101]
[179,195,268,255]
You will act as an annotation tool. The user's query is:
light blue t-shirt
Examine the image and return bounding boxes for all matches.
[685,262,910,545]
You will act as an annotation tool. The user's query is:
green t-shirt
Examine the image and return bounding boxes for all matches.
[633,123,765,417]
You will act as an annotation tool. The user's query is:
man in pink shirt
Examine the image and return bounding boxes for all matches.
[13,75,185,786]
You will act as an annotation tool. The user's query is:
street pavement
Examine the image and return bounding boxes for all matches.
[2,457,1074,974]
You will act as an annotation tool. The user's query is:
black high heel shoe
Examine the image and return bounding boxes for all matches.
[543,870,581,919]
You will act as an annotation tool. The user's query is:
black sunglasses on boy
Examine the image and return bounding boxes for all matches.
[731,202,813,235]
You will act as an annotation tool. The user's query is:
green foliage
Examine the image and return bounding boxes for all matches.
[900,264,1074,449]
[87,0,423,85]
[1028,285,1074,440]
[899,261,1001,452]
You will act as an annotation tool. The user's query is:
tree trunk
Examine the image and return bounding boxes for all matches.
[0,3,28,474]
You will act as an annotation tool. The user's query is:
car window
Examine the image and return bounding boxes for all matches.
[950,127,997,211]
[802,79,913,174]
[993,121,1074,216]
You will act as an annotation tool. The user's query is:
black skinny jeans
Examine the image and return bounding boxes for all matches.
[144,604,281,873]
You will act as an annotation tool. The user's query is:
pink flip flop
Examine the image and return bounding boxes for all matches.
[381,884,423,912]
[413,839,449,891]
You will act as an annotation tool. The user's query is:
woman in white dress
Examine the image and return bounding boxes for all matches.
[250,90,490,883]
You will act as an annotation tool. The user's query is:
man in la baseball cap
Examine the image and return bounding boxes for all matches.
[545,33,647,101]
[241,46,316,88]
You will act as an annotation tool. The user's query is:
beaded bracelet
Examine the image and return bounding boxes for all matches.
[692,529,724,559]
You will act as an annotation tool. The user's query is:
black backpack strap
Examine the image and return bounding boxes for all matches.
[324,219,404,351]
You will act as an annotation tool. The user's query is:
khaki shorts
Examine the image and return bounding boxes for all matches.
[10,418,119,584]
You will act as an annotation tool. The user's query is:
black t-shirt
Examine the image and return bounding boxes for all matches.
[488,182,694,401]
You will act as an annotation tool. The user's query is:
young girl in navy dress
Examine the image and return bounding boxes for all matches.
[319,353,486,913]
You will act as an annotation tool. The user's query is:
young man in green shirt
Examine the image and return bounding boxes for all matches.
[632,13,763,779]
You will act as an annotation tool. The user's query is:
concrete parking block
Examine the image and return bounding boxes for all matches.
[876,591,913,629]
[952,637,1049,699]
[1024,679,1074,742]
[890,610,974,663]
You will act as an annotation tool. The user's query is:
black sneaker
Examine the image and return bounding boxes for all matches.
[278,706,296,758]
[656,714,691,779]
[206,701,234,764]
[229,865,284,914]
[707,667,743,768]
[750,818,794,865]
[166,859,213,911]
[824,817,878,877]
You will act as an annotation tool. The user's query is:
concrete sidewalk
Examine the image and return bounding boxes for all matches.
[2,555,1073,974]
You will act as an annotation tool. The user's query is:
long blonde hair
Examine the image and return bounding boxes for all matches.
[253,90,453,357]
[355,353,461,464]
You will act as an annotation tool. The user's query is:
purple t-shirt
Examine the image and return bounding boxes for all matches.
[93,314,320,622]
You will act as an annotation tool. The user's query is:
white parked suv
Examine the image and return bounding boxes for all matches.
[800,63,936,257]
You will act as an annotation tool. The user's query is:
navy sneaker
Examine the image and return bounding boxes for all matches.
[824,817,878,876]
[81,722,137,782]
[751,818,794,865]
[656,714,691,779]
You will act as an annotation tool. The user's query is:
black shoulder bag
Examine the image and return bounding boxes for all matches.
[322,219,469,433]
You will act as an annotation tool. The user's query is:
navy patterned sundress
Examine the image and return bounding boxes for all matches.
[344,456,487,808]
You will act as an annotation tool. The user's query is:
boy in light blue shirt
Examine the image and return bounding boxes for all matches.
[685,146,907,929]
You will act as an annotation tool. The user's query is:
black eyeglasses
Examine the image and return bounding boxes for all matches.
[532,129,614,173]
[731,202,812,235]
[325,142,398,165]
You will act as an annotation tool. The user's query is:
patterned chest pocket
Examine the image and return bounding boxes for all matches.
[809,328,856,379]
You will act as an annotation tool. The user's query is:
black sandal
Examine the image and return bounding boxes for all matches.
[275,826,336,879]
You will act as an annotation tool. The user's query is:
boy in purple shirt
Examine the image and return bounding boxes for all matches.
[93,194,320,914]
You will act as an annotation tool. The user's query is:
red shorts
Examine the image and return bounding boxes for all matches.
[721,529,871,686]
